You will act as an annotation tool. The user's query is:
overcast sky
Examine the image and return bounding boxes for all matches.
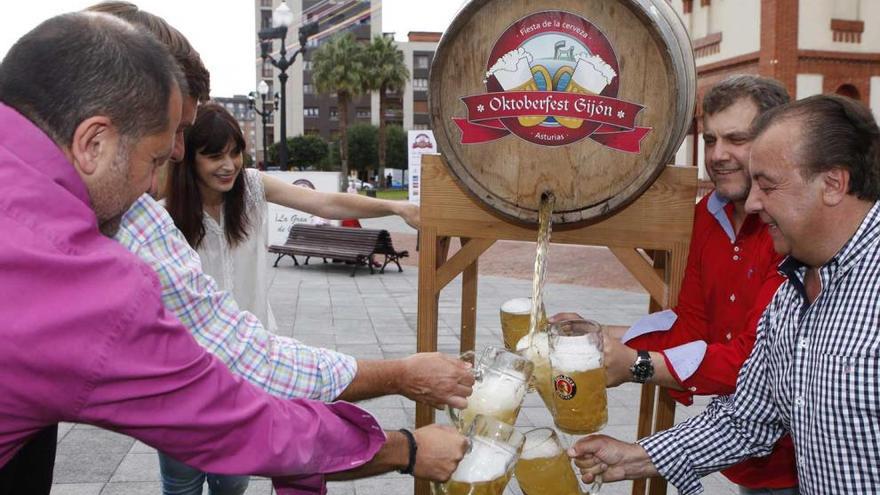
[0,1,461,97]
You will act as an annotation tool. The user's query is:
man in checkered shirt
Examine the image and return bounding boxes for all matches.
[568,94,880,494]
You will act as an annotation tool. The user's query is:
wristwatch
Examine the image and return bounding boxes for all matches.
[630,350,654,384]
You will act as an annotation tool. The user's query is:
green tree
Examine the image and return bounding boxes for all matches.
[289,135,328,170]
[385,125,406,171]
[347,123,377,175]
[319,140,342,171]
[268,138,293,169]
[364,35,409,182]
[311,33,367,189]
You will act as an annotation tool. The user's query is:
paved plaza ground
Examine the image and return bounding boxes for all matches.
[50,217,736,495]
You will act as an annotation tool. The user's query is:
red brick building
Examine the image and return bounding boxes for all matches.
[669,0,880,172]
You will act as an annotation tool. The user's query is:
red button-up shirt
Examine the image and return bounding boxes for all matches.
[625,191,796,489]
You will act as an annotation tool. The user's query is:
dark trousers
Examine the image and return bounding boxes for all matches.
[0,425,58,495]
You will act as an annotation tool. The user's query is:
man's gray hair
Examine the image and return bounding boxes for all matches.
[0,11,187,146]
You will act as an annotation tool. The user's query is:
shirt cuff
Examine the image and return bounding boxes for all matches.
[638,432,704,495]
[321,351,358,402]
[621,310,678,344]
[662,341,708,382]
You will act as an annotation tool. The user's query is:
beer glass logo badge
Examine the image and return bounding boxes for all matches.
[554,374,577,400]
[454,11,651,151]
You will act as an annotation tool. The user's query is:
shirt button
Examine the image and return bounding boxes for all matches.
[795,396,805,407]
[689,386,697,392]
[729,294,736,302]
[734,246,741,252]
[733,255,740,261]
[726,332,733,341]
[798,338,808,349]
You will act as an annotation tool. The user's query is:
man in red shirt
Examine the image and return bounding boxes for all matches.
[587,76,797,493]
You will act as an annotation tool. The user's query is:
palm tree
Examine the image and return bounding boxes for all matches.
[311,33,366,188]
[364,35,410,185]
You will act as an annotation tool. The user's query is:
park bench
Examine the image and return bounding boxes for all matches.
[268,224,409,277]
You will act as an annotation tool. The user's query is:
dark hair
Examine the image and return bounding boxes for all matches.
[0,12,185,146]
[703,75,791,118]
[166,102,250,249]
[750,94,880,201]
[86,1,210,102]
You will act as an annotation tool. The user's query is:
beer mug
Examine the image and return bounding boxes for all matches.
[448,346,534,430]
[548,319,608,434]
[487,48,545,127]
[432,414,525,495]
[558,54,618,130]
[499,297,546,351]
[515,331,555,413]
[516,428,599,495]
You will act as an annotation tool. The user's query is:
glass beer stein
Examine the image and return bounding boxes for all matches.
[515,428,586,495]
[548,319,608,434]
[448,346,534,431]
[499,297,546,351]
[432,415,525,495]
[515,330,555,413]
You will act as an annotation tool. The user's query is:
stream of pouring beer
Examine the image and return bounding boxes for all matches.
[527,192,555,348]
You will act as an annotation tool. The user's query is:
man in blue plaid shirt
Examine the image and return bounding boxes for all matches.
[569,94,880,494]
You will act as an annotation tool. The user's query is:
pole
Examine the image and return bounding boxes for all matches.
[261,113,269,169]
[278,71,288,170]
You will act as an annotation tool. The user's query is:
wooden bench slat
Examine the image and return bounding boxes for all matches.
[268,224,408,276]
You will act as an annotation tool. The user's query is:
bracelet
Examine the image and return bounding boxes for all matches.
[397,428,418,475]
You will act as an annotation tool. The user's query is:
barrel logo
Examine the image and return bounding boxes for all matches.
[554,374,577,400]
[454,11,651,151]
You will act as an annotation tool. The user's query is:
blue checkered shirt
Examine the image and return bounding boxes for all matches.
[640,201,880,494]
[113,194,357,401]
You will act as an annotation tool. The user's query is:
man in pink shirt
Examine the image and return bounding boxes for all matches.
[0,11,466,495]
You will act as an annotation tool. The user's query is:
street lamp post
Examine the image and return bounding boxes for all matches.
[259,0,319,171]
[248,80,279,169]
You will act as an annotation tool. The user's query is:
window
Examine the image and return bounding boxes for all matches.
[304,107,319,117]
[413,78,428,90]
[261,11,272,29]
[260,0,272,7]
[303,60,313,71]
[303,83,315,94]
[415,55,430,69]
[329,108,339,120]
[413,101,428,114]
[356,108,371,119]
[262,63,273,78]
[413,123,429,130]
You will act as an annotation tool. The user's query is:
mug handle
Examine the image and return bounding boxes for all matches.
[447,351,481,428]
[591,474,603,493]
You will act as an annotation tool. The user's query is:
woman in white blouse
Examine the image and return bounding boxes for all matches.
[162,102,418,494]
[166,102,418,330]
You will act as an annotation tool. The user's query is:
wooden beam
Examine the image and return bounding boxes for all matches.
[435,238,495,292]
[460,238,479,354]
[610,247,668,308]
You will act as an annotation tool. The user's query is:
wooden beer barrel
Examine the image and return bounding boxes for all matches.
[430,0,695,226]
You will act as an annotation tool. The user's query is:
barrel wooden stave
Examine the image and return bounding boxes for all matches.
[430,0,695,226]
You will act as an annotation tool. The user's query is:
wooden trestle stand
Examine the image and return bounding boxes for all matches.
[415,154,697,495]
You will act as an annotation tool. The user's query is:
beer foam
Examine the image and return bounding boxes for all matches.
[550,335,602,372]
[502,297,531,315]
[572,54,617,94]
[452,437,516,483]
[516,333,549,360]
[470,370,527,413]
[487,48,534,89]
[520,434,562,460]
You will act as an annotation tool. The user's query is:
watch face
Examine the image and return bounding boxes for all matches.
[631,355,654,383]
